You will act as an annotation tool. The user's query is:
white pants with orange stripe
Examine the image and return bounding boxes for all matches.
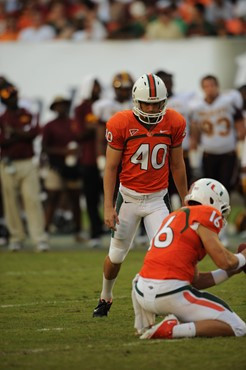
[108,185,170,264]
[133,276,246,337]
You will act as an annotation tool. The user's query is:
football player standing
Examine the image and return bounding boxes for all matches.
[93,73,188,317]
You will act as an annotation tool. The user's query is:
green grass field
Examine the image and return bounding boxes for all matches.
[0,240,246,370]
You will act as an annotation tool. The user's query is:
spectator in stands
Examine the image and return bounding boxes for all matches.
[0,16,19,41]
[0,82,49,252]
[18,8,55,41]
[186,3,216,37]
[0,0,245,41]
[74,76,104,247]
[72,7,108,41]
[144,3,184,39]
[107,1,147,39]
[205,0,234,24]
[46,1,74,39]
[42,96,83,242]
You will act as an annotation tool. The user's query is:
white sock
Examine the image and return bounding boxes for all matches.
[172,322,196,338]
[101,275,116,301]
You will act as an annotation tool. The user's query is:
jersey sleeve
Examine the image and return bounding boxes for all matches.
[192,205,223,234]
[106,112,125,150]
[170,110,187,147]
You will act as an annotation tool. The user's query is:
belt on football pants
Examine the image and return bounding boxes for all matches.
[135,282,232,311]
[135,282,191,298]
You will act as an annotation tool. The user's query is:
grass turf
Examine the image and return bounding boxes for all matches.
[0,246,246,370]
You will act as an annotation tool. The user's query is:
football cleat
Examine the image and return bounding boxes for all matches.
[140,314,179,339]
[36,241,50,252]
[92,299,112,317]
[8,242,22,252]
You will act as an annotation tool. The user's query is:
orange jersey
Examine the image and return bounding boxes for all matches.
[106,109,186,193]
[140,205,223,283]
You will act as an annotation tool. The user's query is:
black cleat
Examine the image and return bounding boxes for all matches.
[93,299,112,317]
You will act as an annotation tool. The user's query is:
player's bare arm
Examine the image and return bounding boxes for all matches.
[192,266,241,290]
[169,145,188,204]
[234,118,246,141]
[197,225,246,270]
[189,120,201,150]
[103,145,122,230]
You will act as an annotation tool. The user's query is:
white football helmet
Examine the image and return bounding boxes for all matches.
[132,74,167,124]
[184,178,231,219]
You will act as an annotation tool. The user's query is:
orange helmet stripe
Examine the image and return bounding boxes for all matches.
[147,74,157,97]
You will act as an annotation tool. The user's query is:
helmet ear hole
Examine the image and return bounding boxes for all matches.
[210,197,214,205]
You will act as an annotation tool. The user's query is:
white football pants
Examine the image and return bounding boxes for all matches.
[108,185,170,264]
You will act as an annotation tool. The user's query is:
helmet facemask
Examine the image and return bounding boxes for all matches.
[133,99,167,124]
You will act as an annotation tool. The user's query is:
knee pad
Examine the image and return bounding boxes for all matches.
[108,238,129,264]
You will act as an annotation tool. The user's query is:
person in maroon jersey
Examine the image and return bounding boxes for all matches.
[0,83,49,252]
[42,96,83,242]
[74,76,104,247]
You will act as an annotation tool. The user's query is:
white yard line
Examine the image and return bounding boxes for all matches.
[37,328,64,332]
[1,345,71,355]
[3,270,83,276]
[123,339,181,346]
[0,296,128,308]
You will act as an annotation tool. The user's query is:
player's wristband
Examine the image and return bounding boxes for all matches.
[211,269,228,285]
[234,253,246,270]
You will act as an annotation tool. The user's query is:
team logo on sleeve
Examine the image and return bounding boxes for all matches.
[129,129,139,136]
[105,129,113,142]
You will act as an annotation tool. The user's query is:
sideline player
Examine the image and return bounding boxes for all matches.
[93,73,188,317]
[155,70,195,208]
[190,75,245,192]
[132,178,246,339]
[93,71,134,169]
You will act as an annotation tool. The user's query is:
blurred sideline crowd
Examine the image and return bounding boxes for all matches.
[0,70,245,252]
[0,0,246,42]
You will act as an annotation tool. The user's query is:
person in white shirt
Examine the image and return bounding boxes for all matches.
[18,10,55,42]
[190,75,245,193]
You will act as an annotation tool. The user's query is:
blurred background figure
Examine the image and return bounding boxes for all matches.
[0,0,245,41]
[190,75,245,193]
[0,82,49,251]
[189,75,245,245]
[18,8,55,41]
[107,0,147,39]
[144,2,184,40]
[0,15,19,41]
[93,71,134,172]
[235,84,246,237]
[71,1,108,41]
[46,1,74,40]
[74,76,104,247]
[155,69,194,210]
[185,3,216,37]
[41,96,83,242]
